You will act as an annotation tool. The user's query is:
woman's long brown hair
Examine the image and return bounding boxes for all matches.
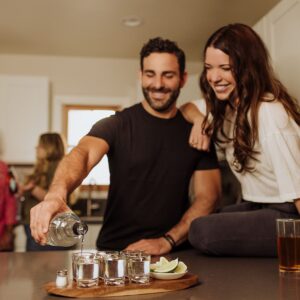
[200,23,300,173]
[27,133,65,188]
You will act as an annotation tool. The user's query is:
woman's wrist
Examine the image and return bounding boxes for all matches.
[29,184,36,193]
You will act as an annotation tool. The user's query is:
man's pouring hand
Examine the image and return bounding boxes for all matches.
[30,193,71,245]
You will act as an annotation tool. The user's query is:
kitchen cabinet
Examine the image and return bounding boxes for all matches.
[0,75,49,163]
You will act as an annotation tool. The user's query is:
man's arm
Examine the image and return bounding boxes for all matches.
[30,136,109,245]
[126,168,221,255]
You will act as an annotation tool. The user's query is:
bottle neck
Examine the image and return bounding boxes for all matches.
[72,221,88,236]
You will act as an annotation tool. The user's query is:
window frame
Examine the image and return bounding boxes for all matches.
[62,104,120,191]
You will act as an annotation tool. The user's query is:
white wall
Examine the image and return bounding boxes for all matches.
[254,0,300,101]
[0,75,49,162]
[0,54,202,133]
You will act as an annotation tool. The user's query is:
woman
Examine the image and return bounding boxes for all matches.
[181,23,300,257]
[0,160,16,251]
[19,133,67,251]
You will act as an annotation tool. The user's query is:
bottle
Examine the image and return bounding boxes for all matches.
[47,212,88,247]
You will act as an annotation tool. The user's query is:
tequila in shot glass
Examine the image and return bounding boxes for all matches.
[120,250,145,279]
[75,253,99,288]
[96,251,118,281]
[128,253,151,284]
[71,251,95,282]
[104,252,126,286]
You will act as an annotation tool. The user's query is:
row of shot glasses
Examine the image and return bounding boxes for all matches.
[72,250,151,288]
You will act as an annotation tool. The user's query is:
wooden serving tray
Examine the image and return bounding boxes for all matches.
[44,273,199,298]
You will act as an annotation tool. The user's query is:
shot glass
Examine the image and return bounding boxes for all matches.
[128,253,151,284]
[276,219,300,272]
[71,251,95,281]
[74,253,99,287]
[104,252,126,286]
[120,250,145,279]
[95,251,118,281]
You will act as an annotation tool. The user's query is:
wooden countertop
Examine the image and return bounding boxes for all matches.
[0,249,297,299]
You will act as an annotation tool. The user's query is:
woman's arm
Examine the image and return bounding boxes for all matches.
[180,102,211,151]
[18,181,46,201]
[31,185,47,201]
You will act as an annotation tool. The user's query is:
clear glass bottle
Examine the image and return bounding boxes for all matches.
[47,212,88,247]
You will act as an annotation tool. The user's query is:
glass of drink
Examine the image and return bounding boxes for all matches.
[72,251,95,281]
[128,253,151,284]
[120,250,145,279]
[276,219,300,272]
[75,253,99,287]
[104,252,126,286]
[95,251,117,281]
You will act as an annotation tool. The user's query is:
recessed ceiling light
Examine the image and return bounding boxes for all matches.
[122,16,143,27]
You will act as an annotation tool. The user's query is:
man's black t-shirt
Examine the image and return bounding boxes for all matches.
[87,103,219,250]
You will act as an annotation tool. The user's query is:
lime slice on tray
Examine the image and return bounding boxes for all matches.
[174,261,187,274]
[153,258,179,273]
[159,257,169,265]
[150,256,171,271]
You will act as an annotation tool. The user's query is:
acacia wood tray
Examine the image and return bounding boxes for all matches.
[44,273,199,298]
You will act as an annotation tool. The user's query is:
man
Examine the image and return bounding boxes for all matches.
[30,37,221,255]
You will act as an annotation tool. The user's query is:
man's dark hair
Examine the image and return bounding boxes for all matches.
[140,37,186,77]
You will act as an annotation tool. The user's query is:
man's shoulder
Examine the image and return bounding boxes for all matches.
[87,103,142,136]
[116,103,142,117]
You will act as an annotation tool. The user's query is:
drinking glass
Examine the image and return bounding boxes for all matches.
[95,251,118,280]
[71,251,95,281]
[128,253,151,284]
[120,250,145,279]
[104,252,126,286]
[75,253,99,287]
[276,219,300,272]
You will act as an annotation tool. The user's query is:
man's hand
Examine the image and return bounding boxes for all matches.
[125,237,172,255]
[30,193,71,245]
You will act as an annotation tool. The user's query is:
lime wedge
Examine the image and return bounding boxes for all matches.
[174,261,187,273]
[159,257,169,265]
[150,262,159,271]
[150,257,170,271]
[154,258,178,273]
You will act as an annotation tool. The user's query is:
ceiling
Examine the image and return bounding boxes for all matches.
[0,0,280,61]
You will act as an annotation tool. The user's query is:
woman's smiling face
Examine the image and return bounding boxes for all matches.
[204,46,237,102]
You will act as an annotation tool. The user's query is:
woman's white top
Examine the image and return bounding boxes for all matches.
[192,98,300,203]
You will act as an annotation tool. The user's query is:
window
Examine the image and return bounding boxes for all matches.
[63,105,119,186]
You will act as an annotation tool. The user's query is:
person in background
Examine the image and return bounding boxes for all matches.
[30,37,221,255]
[181,23,300,257]
[0,160,17,251]
[18,133,67,251]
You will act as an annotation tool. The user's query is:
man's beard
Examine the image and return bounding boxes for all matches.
[142,86,181,112]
